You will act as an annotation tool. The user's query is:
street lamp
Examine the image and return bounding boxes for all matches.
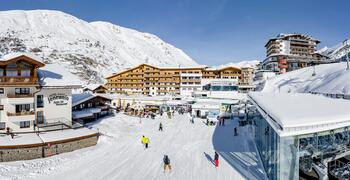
[343,40,349,70]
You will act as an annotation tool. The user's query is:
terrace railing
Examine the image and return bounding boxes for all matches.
[7,111,35,116]
[0,76,38,85]
[7,93,34,98]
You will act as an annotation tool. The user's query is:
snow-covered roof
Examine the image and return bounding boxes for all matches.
[0,52,44,63]
[38,63,82,87]
[72,108,102,119]
[249,92,350,136]
[83,84,106,91]
[72,93,112,107]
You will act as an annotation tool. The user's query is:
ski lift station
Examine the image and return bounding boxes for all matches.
[248,92,350,180]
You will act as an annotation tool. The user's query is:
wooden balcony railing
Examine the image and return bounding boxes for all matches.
[0,76,38,85]
[7,93,34,98]
[7,111,35,116]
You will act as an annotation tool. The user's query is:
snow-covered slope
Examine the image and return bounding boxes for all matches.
[0,10,198,84]
[0,113,266,180]
[319,39,350,61]
[262,62,350,95]
[215,60,260,69]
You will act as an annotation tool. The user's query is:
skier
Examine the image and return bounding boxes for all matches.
[163,155,171,172]
[234,127,238,136]
[141,135,146,145]
[222,117,225,126]
[141,135,149,149]
[159,122,163,131]
[214,151,219,168]
[206,118,209,126]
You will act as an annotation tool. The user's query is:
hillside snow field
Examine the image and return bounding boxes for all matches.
[0,10,198,83]
[0,113,266,180]
[262,62,350,95]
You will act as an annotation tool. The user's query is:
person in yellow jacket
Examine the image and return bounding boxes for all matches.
[141,135,150,149]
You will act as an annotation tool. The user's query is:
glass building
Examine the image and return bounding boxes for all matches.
[248,92,350,180]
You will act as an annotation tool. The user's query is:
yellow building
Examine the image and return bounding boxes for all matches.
[105,64,244,96]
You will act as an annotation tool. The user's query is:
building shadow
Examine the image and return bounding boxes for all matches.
[212,119,268,180]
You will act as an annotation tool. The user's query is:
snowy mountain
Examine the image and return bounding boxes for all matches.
[0,10,198,84]
[319,39,350,61]
[214,60,260,69]
[261,62,350,95]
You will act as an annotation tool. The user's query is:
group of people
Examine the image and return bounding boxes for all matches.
[139,112,222,174]
[217,116,225,126]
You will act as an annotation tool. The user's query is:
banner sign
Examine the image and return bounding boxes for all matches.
[48,93,69,105]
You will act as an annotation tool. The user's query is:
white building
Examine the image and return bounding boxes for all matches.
[0,53,81,133]
[249,92,350,179]
[180,72,202,96]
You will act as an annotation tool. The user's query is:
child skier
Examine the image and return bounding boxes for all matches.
[163,155,171,172]
[214,151,219,168]
[159,122,163,131]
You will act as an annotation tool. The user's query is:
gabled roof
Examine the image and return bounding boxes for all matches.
[0,53,45,67]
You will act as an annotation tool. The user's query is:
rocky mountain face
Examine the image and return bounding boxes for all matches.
[319,39,350,61]
[0,10,198,84]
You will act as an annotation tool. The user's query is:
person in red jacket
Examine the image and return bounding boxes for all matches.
[214,151,219,168]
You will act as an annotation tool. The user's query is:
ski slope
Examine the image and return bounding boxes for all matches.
[0,113,266,180]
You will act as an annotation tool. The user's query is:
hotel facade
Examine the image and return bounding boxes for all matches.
[261,33,330,74]
[0,54,80,133]
[105,64,253,96]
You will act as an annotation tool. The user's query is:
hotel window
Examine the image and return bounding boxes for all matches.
[0,68,3,76]
[0,88,3,94]
[16,104,30,113]
[15,88,30,94]
[37,95,44,108]
[20,121,30,128]
[0,122,5,130]
[0,105,3,110]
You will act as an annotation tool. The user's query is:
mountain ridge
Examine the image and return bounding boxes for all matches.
[0,9,198,84]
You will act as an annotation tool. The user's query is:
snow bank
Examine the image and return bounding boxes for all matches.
[262,62,350,95]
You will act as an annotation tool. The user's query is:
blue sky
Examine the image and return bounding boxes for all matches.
[1,0,349,65]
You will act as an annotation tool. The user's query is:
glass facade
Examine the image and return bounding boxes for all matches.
[253,111,299,180]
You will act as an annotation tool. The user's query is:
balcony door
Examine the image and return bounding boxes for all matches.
[37,111,44,124]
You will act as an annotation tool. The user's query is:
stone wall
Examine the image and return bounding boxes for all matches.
[0,134,98,162]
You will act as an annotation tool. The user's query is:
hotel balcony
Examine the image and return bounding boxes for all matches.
[7,111,35,122]
[7,93,34,98]
[0,76,38,86]
[7,93,35,104]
